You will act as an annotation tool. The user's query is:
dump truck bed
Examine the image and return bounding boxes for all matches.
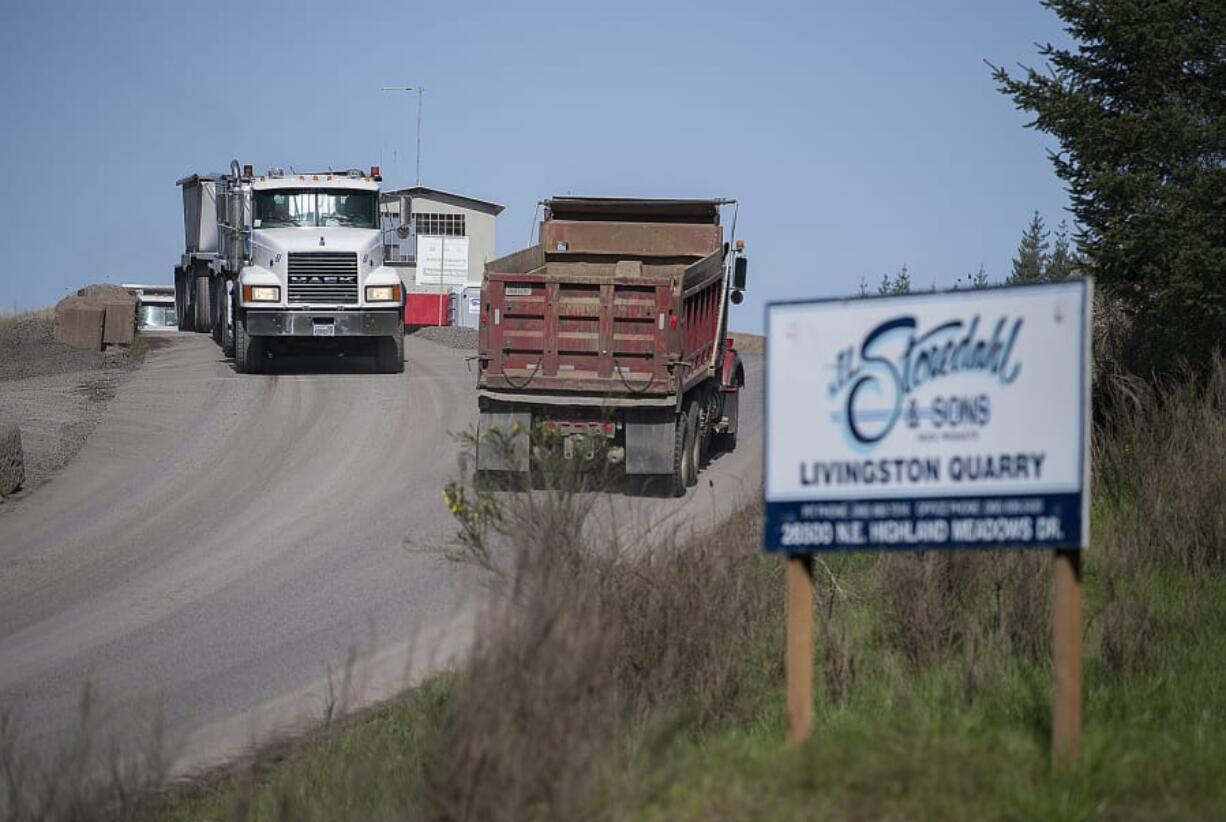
[478,198,730,405]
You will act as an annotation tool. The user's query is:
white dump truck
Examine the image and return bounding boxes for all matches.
[175,162,405,373]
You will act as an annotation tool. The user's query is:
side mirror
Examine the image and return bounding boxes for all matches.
[730,290,744,305]
[733,257,748,290]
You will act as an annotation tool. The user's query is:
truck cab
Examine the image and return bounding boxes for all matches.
[176,164,407,373]
[228,169,405,372]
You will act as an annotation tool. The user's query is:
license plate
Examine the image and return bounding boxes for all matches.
[505,286,533,297]
[313,324,335,337]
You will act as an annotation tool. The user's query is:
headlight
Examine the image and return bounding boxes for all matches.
[243,285,280,302]
[366,284,401,302]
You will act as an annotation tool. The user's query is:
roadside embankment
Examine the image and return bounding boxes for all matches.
[0,311,148,498]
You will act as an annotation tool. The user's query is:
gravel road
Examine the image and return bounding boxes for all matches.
[0,332,762,773]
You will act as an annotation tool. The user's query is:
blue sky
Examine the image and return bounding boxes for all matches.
[0,0,1072,331]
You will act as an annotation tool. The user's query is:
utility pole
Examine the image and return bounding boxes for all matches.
[380,85,424,186]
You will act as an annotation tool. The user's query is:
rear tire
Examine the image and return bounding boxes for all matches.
[210,278,224,345]
[686,398,705,483]
[175,267,194,331]
[193,276,212,335]
[668,409,691,497]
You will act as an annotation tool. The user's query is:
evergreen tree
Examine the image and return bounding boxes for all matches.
[992,0,1226,367]
[878,265,911,296]
[955,264,991,290]
[1010,211,1049,284]
[1046,219,1078,281]
[971,264,990,289]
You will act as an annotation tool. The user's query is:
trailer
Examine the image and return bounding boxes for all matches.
[174,162,406,373]
[174,174,218,335]
[475,197,749,495]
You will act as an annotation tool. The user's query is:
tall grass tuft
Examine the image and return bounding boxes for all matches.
[425,474,780,821]
[1095,354,1226,573]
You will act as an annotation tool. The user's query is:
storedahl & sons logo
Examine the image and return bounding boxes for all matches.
[827,314,1024,447]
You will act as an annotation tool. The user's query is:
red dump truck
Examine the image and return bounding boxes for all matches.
[475,197,749,495]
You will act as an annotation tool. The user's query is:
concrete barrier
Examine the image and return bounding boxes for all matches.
[0,424,23,497]
[54,297,105,351]
[53,284,139,350]
[102,300,136,346]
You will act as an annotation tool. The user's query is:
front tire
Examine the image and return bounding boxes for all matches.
[234,314,262,374]
[221,285,236,358]
[376,328,405,374]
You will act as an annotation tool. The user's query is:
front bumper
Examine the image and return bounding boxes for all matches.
[244,309,402,337]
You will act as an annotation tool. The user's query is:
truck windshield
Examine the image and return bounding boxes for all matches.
[254,190,378,229]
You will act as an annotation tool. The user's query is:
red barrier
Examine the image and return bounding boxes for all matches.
[404,293,450,327]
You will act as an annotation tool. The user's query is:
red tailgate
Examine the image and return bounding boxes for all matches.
[481,272,676,397]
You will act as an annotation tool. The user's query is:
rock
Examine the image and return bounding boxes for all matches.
[0,423,24,496]
[53,285,139,350]
[53,296,105,351]
[102,300,136,346]
[76,284,138,308]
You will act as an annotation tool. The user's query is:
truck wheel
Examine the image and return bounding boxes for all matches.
[234,316,262,374]
[221,286,236,358]
[175,267,194,331]
[684,400,701,487]
[376,329,405,374]
[193,276,212,335]
[210,279,223,345]
[668,408,691,497]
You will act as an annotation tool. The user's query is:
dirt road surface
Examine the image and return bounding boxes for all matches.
[0,333,762,773]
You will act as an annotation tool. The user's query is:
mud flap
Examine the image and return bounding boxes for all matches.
[721,390,739,435]
[476,409,531,472]
[625,409,677,475]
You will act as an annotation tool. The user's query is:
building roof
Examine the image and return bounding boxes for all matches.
[381,185,505,215]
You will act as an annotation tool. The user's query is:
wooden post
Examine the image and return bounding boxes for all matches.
[1051,549,1082,763]
[786,554,815,745]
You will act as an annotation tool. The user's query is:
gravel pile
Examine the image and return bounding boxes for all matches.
[0,316,143,383]
[412,326,478,350]
[0,317,105,382]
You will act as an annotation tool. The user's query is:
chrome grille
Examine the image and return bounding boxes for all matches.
[287,253,359,303]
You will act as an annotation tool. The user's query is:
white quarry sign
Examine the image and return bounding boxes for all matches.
[764,279,1092,552]
[416,236,469,287]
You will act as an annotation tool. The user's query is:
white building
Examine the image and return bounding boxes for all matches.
[379,186,504,292]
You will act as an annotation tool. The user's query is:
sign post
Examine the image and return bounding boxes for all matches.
[785,555,814,745]
[764,279,1092,756]
[1051,549,1082,761]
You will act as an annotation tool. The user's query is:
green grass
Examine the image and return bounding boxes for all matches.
[640,577,1226,821]
[142,567,1226,822]
[148,678,451,821]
